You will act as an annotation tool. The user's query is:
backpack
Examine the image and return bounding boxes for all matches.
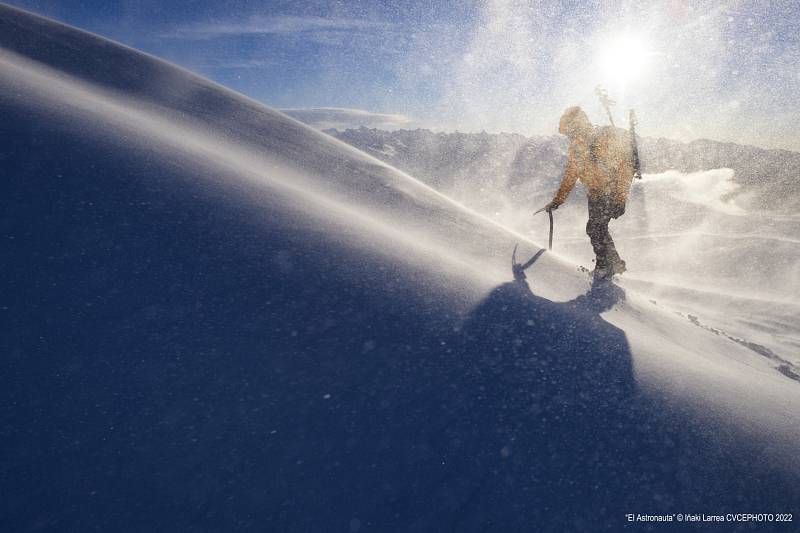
[589,114,642,183]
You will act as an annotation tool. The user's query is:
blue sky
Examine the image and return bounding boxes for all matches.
[6,0,800,150]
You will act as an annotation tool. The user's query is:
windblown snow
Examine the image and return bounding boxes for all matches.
[330,127,800,367]
[1,4,798,532]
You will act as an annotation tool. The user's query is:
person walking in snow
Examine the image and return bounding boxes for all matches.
[542,106,635,280]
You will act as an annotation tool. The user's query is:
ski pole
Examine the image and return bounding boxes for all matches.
[629,109,642,179]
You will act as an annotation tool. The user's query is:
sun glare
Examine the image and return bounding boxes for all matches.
[599,34,651,86]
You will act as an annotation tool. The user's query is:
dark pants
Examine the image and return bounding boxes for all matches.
[586,194,625,268]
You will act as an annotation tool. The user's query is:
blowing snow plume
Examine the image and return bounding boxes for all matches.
[2,4,800,532]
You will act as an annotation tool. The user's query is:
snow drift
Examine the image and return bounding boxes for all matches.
[2,4,799,532]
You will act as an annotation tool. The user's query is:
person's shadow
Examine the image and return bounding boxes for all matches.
[428,249,800,532]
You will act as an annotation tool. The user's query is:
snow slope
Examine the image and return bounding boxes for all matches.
[1,4,799,532]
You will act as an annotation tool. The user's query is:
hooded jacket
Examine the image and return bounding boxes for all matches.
[553,125,635,206]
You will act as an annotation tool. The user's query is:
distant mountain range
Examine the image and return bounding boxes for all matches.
[327,127,800,213]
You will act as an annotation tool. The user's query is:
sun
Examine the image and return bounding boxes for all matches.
[599,33,652,86]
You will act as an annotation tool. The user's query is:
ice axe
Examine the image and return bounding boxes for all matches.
[533,206,554,250]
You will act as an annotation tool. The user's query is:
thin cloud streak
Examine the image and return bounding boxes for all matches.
[164,15,395,41]
[195,58,275,69]
[281,107,415,131]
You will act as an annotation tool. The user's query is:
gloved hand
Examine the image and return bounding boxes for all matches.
[534,201,560,215]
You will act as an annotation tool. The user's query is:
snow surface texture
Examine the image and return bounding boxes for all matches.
[1,4,799,532]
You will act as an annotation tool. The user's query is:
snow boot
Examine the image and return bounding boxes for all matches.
[592,258,610,280]
[593,258,626,280]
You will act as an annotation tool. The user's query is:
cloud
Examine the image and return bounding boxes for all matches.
[164,15,394,41]
[280,107,414,131]
[192,58,275,70]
